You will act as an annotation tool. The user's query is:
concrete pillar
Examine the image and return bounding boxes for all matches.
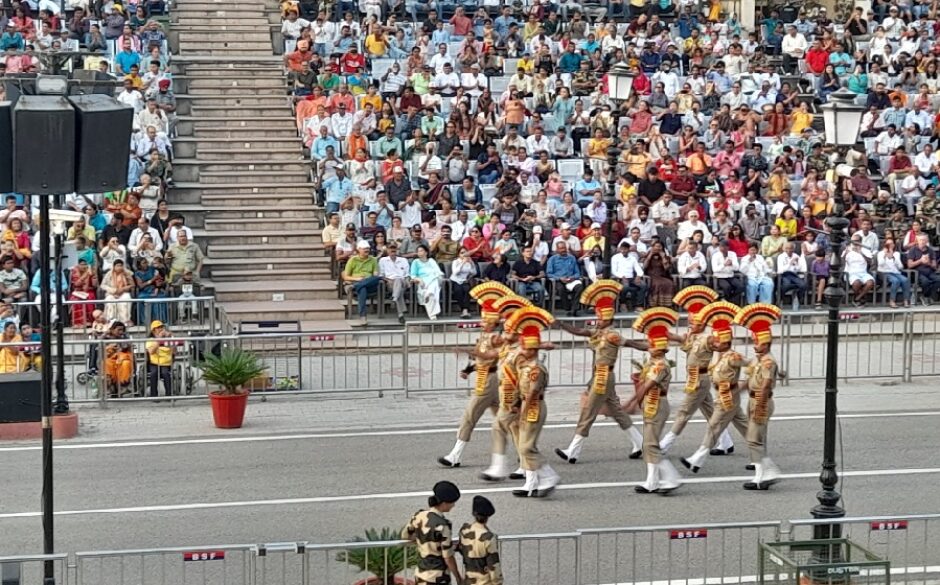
[741,0,756,30]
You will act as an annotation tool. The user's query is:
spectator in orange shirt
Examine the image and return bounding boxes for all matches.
[347,125,368,161]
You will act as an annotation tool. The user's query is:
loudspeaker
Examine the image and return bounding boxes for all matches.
[69,94,133,194]
[12,96,76,195]
[0,372,42,423]
[0,102,11,193]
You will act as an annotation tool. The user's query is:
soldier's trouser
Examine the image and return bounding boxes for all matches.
[670,373,715,436]
[643,396,670,464]
[575,371,634,437]
[701,392,749,449]
[746,397,775,463]
[457,371,500,442]
[517,399,547,471]
[491,405,520,456]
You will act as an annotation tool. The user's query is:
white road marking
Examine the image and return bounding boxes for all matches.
[0,410,937,453]
[0,467,938,519]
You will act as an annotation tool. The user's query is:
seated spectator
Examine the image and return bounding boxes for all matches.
[449,247,477,318]
[379,242,410,323]
[776,242,808,310]
[642,240,675,307]
[165,231,203,285]
[546,241,583,316]
[410,244,444,320]
[676,240,707,288]
[343,240,381,325]
[68,257,98,326]
[611,242,648,310]
[740,243,774,303]
[101,259,134,324]
[0,321,25,373]
[877,238,911,308]
[711,239,744,302]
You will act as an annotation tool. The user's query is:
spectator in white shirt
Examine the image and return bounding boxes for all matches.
[781,26,807,74]
[460,63,487,97]
[617,229,649,257]
[525,126,552,155]
[876,237,911,307]
[378,242,411,322]
[628,207,658,243]
[611,242,649,309]
[776,242,807,309]
[874,126,902,156]
[710,240,744,301]
[330,104,354,139]
[740,243,774,303]
[899,167,927,216]
[128,217,164,254]
[852,219,880,253]
[676,241,708,287]
[677,210,713,243]
[914,144,937,178]
[433,63,460,97]
[843,237,875,306]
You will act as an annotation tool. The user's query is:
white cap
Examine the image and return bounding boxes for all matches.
[560,222,571,230]
[356,240,371,249]
[590,222,601,229]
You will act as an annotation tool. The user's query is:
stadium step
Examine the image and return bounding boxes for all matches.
[187,147,303,161]
[186,84,287,96]
[208,241,324,260]
[180,116,296,129]
[208,279,338,303]
[173,139,301,158]
[193,229,321,246]
[178,94,290,106]
[174,163,310,183]
[177,126,298,139]
[205,216,319,231]
[217,300,346,322]
[189,104,293,117]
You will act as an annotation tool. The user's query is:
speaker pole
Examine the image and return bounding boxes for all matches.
[38,194,56,585]
[53,194,68,414]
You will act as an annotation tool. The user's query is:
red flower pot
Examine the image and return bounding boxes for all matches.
[209,391,249,429]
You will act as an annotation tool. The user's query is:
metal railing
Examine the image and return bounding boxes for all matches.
[6,513,939,585]
[4,307,940,404]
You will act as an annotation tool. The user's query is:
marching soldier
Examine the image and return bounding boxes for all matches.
[439,282,513,468]
[679,302,750,474]
[402,480,463,585]
[504,306,560,498]
[458,496,503,585]
[660,287,736,455]
[479,295,538,481]
[629,308,682,494]
[555,280,646,465]
[734,303,784,490]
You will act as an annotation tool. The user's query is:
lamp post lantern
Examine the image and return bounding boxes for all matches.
[601,62,633,279]
[811,89,863,540]
[607,62,635,102]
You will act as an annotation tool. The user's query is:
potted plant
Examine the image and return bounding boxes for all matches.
[335,528,417,585]
[201,347,266,429]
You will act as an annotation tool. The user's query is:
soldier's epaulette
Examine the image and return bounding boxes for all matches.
[761,355,775,366]
[605,332,622,345]
[480,530,494,542]
[730,351,743,360]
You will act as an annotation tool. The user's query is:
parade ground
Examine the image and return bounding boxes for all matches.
[1,376,939,555]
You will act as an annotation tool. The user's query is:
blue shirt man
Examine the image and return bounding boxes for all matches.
[312,134,339,160]
[114,47,141,75]
[574,171,602,206]
[558,48,583,73]
[323,169,353,213]
[546,242,584,315]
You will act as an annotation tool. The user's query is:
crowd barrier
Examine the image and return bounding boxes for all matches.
[4,514,939,584]
[3,307,940,403]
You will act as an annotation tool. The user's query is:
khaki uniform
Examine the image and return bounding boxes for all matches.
[639,355,672,464]
[402,509,455,585]
[701,350,749,448]
[458,521,503,585]
[491,344,521,456]
[575,327,636,437]
[671,332,717,435]
[516,357,549,471]
[745,353,778,462]
[457,332,501,442]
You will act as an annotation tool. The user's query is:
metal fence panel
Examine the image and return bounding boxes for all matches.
[0,554,68,585]
[789,515,940,583]
[578,521,783,585]
[75,545,254,585]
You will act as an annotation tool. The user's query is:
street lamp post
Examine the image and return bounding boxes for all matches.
[811,90,864,539]
[602,63,633,278]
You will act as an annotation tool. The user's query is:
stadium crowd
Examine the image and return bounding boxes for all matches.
[294,0,940,324]
[0,0,204,379]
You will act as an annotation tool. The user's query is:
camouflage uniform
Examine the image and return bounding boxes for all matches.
[458,522,503,585]
[402,510,455,585]
[457,331,502,442]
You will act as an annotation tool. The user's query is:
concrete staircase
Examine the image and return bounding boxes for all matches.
[170,0,345,326]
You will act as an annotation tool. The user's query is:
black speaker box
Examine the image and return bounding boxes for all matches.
[0,372,42,423]
[13,96,76,195]
[0,102,11,193]
[69,94,133,194]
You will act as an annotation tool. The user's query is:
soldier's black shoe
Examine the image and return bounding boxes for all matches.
[512,489,537,498]
[679,458,700,474]
[555,448,576,463]
[534,484,556,498]
[655,486,679,495]
[509,471,525,480]
[629,449,643,460]
[479,473,505,482]
[634,485,654,493]
[745,463,756,471]
[437,457,459,468]
[710,446,734,456]
[743,481,770,491]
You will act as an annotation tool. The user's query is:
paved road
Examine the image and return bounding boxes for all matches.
[1,407,939,557]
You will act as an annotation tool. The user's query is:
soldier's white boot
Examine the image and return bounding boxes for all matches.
[635,463,659,493]
[535,464,560,497]
[479,453,509,481]
[659,431,678,453]
[512,469,538,497]
[628,427,644,458]
[680,445,709,473]
[437,440,466,468]
[555,434,585,463]
[656,460,681,493]
[717,430,735,452]
[760,457,781,485]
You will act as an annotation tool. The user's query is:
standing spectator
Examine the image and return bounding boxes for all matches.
[843,236,875,307]
[165,231,203,285]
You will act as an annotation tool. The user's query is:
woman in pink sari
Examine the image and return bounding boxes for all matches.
[69,258,98,327]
